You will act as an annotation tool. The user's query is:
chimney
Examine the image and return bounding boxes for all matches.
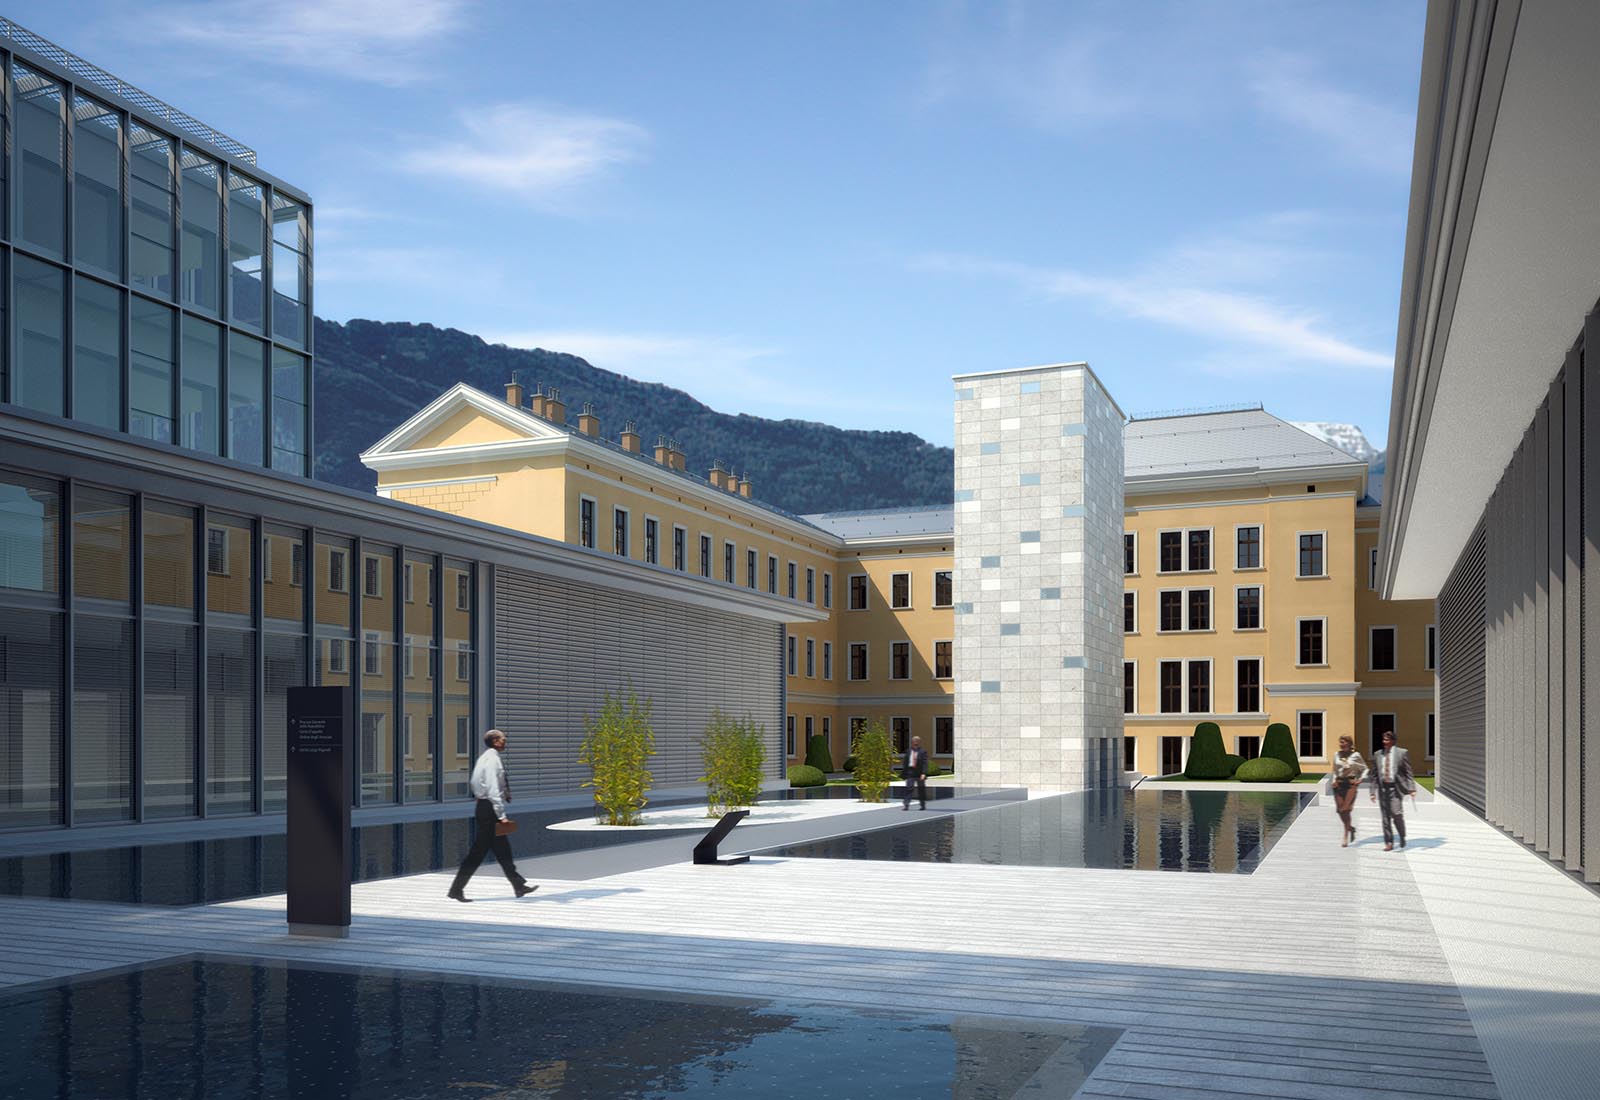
[620,420,641,454]
[578,401,600,437]
[529,383,547,419]
[653,435,672,465]
[504,376,525,408]
[737,474,751,498]
[708,460,727,491]
[544,387,566,426]
[668,439,686,471]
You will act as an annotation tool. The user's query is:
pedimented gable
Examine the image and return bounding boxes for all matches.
[410,404,528,451]
[361,383,570,467]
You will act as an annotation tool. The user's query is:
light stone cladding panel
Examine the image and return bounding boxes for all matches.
[952,364,1125,791]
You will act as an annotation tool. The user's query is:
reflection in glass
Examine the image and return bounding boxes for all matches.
[315,535,353,629]
[205,514,252,621]
[180,151,221,312]
[143,501,194,611]
[0,608,63,827]
[263,631,305,813]
[0,473,60,595]
[362,643,396,805]
[73,277,123,431]
[207,627,255,815]
[73,487,131,610]
[143,621,197,819]
[442,560,473,798]
[228,172,265,329]
[404,551,437,801]
[272,347,309,475]
[131,298,176,443]
[130,123,176,296]
[14,255,66,417]
[73,96,121,276]
[228,331,266,466]
[180,315,222,454]
[263,527,305,628]
[271,194,308,345]
[73,614,134,823]
[14,64,65,255]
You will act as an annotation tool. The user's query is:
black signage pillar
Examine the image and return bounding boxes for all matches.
[287,685,351,936]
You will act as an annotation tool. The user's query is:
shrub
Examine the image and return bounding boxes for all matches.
[1183,722,1231,779]
[788,764,825,788]
[1222,754,1245,777]
[925,761,943,779]
[851,720,896,803]
[578,689,657,825]
[804,734,835,774]
[842,754,857,772]
[700,710,768,817]
[1236,756,1295,783]
[1260,723,1301,778]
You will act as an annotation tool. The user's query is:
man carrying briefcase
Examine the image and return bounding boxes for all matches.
[448,729,536,902]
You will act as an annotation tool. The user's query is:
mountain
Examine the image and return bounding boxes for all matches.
[1292,421,1380,464]
[311,318,953,515]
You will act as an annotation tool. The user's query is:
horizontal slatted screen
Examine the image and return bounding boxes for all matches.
[494,567,785,796]
[1437,522,1486,815]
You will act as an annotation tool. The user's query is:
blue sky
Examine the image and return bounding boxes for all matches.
[24,0,1425,448]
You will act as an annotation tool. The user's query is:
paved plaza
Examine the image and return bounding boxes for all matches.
[1,789,1597,1099]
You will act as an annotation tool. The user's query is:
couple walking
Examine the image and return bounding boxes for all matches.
[1331,730,1416,851]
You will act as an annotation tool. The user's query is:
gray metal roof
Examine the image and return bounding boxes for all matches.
[801,506,956,540]
[1125,408,1364,480]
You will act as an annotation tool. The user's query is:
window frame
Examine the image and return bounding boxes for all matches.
[672,524,687,571]
[699,534,712,578]
[1426,712,1437,760]
[1235,524,1263,571]
[1157,527,1214,574]
[933,639,952,680]
[1369,625,1398,672]
[786,634,797,676]
[1235,656,1263,715]
[785,715,795,757]
[1123,659,1137,715]
[746,546,758,589]
[643,515,660,566]
[362,553,382,599]
[1368,546,1379,590]
[847,641,869,681]
[1424,624,1437,672]
[1123,590,1137,634]
[1234,584,1263,631]
[932,569,953,608]
[889,640,911,681]
[1156,586,1213,633]
[1186,658,1212,715]
[822,640,833,680]
[805,637,816,677]
[612,506,630,557]
[1158,659,1183,714]
[890,571,911,609]
[1296,616,1328,667]
[723,539,736,584]
[578,496,597,550]
[1296,530,1328,579]
[847,573,869,611]
[787,560,797,600]
[1124,532,1137,576]
[822,572,832,609]
[934,715,954,756]
[1296,709,1327,761]
[806,566,816,604]
[206,525,230,576]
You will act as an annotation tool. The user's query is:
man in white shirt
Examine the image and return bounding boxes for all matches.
[1368,730,1416,851]
[448,729,535,901]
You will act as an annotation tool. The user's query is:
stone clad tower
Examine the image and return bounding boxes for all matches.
[952,363,1125,791]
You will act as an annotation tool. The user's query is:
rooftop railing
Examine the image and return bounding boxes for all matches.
[0,17,257,164]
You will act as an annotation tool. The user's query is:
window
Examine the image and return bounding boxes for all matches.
[1124,533,1137,575]
[456,716,470,757]
[891,572,911,609]
[579,498,596,549]
[1425,625,1437,671]
[363,555,382,598]
[73,275,123,431]
[1236,586,1262,630]
[1159,528,1211,572]
[700,535,711,578]
[804,716,814,746]
[291,542,305,587]
[787,562,797,599]
[645,518,659,565]
[933,570,952,607]
[1187,589,1211,631]
[1236,658,1261,713]
[1298,712,1325,759]
[1123,661,1136,715]
[327,638,347,673]
[821,641,833,680]
[935,716,953,756]
[16,65,66,256]
[786,716,795,757]
[1298,532,1326,578]
[180,315,221,453]
[672,526,686,571]
[455,644,470,682]
[934,640,952,679]
[130,123,175,297]
[848,643,868,681]
[746,549,758,589]
[180,149,222,311]
[1124,736,1136,772]
[786,635,797,676]
[1187,660,1211,714]
[1370,712,1396,755]
[271,347,309,475]
[1159,661,1183,714]
[328,548,348,593]
[823,573,832,608]
[1427,713,1436,759]
[206,526,229,575]
[455,572,470,610]
[1159,531,1183,573]
[1159,590,1183,632]
[1236,526,1261,570]
[883,717,907,754]
[272,194,310,345]
[613,509,630,557]
[131,298,176,443]
[1368,547,1379,590]
[1187,530,1211,571]
[823,717,831,746]
[848,574,868,610]
[849,716,867,743]
[364,630,381,675]
[1298,618,1326,666]
[891,641,911,680]
[724,541,735,583]
[805,639,816,677]
[402,561,413,602]
[227,172,266,330]
[806,567,816,604]
[1370,627,1397,672]
[1237,735,1260,760]
[1123,592,1137,633]
[227,332,266,466]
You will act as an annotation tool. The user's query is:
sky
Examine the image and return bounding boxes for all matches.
[22,0,1426,448]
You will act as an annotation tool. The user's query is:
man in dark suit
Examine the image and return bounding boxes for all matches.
[901,735,930,811]
[1369,729,1416,851]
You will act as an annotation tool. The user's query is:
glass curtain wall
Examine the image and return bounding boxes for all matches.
[442,560,474,798]
[71,96,120,278]
[0,473,63,828]
[402,551,437,801]
[72,487,134,823]
[129,124,175,297]
[262,524,306,812]
[205,513,255,814]
[360,544,397,805]
[143,501,197,819]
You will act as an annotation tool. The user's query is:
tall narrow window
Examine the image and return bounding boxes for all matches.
[823,573,832,608]
[1123,661,1136,715]
[645,519,659,565]
[934,640,952,679]
[1186,530,1211,571]
[933,570,952,607]
[699,534,711,578]
[271,194,309,346]
[891,572,910,608]
[1124,533,1136,575]
[1298,533,1325,578]
[131,299,176,443]
[673,527,686,571]
[1159,531,1182,572]
[848,643,868,681]
[786,635,796,676]
[73,276,122,431]
[1368,547,1379,590]
[746,548,757,587]
[1186,589,1211,631]
[228,332,267,466]
[1236,586,1262,630]
[935,716,954,756]
[228,172,266,330]
[891,641,910,680]
[181,151,222,312]
[181,316,222,454]
[1427,713,1437,759]
[1123,591,1136,634]
[1370,627,1397,671]
[767,554,778,594]
[822,641,832,679]
[129,124,175,296]
[805,638,816,677]
[1298,619,1326,666]
[614,509,629,557]
[723,541,735,583]
[1187,660,1210,713]
[806,567,817,604]
[14,256,66,417]
[579,499,595,549]
[1425,625,1437,671]
[1298,712,1325,758]
[271,348,309,475]
[849,575,868,610]
[73,96,121,277]
[1159,661,1182,714]
[14,65,66,257]
[1236,658,1261,713]
[1236,526,1261,569]
[1159,590,1182,632]
[788,561,797,599]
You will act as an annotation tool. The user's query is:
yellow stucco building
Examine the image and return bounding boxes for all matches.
[362,385,1434,778]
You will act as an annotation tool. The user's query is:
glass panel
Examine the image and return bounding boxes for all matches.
[441,559,473,798]
[0,607,63,827]
[361,642,395,805]
[205,514,253,623]
[315,535,352,630]
[227,331,266,466]
[73,614,133,822]
[14,64,65,256]
[73,277,123,431]
[143,621,196,819]
[143,500,194,611]
[129,123,175,296]
[14,255,66,416]
[270,194,307,345]
[362,545,395,643]
[227,172,265,329]
[72,96,121,276]
[271,347,308,475]
[0,472,60,596]
[206,627,255,814]
[180,316,222,454]
[130,298,176,443]
[180,152,222,312]
[262,631,304,813]
[263,525,305,629]
[404,644,436,802]
[73,487,131,611]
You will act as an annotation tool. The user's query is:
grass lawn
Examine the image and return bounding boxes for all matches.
[1150,773,1326,784]
[1418,776,1436,792]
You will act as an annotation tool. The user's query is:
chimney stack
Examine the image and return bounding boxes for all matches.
[653,435,672,465]
[620,420,641,454]
[544,387,566,426]
[578,401,600,437]
[708,460,727,491]
[504,376,525,408]
[737,475,752,498]
[529,383,547,418]
[668,439,686,471]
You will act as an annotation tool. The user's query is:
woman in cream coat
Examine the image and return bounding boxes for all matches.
[1331,735,1367,847]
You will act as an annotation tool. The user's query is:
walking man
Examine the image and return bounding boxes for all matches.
[1369,729,1416,851]
[901,734,930,811]
[448,729,536,902]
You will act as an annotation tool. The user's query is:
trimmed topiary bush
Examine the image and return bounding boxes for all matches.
[803,734,835,774]
[842,754,857,773]
[1236,756,1295,783]
[1183,722,1231,779]
[1260,723,1301,778]
[788,764,825,788]
[1222,754,1245,777]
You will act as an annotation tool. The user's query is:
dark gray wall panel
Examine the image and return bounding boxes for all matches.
[1585,311,1600,882]
[1438,522,1486,814]
[1532,402,1550,854]
[1547,377,1566,862]
[1564,350,1584,873]
[493,567,785,797]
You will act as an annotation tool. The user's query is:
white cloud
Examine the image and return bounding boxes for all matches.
[401,104,649,207]
[1249,51,1415,175]
[145,0,468,84]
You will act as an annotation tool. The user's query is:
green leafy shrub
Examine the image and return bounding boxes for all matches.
[578,689,657,825]
[925,761,943,778]
[1183,722,1231,779]
[1260,723,1301,778]
[803,734,835,774]
[1236,757,1295,783]
[788,764,825,788]
[700,710,768,817]
[850,720,896,803]
[842,754,857,773]
[1222,754,1245,777]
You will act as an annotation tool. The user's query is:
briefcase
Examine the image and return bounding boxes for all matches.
[495,818,518,837]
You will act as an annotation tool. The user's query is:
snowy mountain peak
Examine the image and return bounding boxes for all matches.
[1292,422,1378,463]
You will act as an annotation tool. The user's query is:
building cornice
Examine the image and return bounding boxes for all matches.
[1264,682,1361,698]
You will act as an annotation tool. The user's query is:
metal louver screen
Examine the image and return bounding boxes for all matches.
[1437,523,1486,814]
